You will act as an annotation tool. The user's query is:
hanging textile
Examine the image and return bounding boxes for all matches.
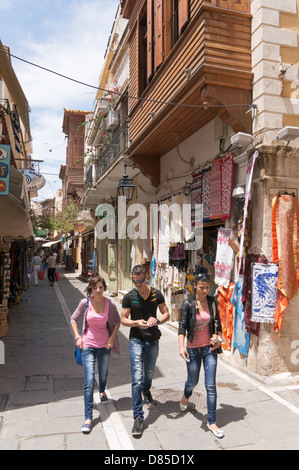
[221,153,234,220]
[231,278,250,356]
[272,194,299,333]
[217,282,235,351]
[157,201,170,263]
[214,228,234,288]
[191,171,202,227]
[242,253,267,335]
[251,263,279,324]
[210,158,222,219]
[170,195,183,243]
[202,167,211,222]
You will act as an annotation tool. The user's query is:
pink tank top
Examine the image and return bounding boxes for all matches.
[83,297,109,348]
[187,308,211,348]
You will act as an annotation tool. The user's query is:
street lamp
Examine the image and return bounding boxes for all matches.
[182,181,192,197]
[117,164,135,203]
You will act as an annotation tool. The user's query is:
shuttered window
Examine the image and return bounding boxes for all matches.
[141,0,190,93]
[154,0,164,70]
[147,0,154,81]
[178,0,189,35]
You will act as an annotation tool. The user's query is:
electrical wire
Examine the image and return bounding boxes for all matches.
[0,47,257,112]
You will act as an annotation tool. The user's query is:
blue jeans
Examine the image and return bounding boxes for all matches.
[81,347,111,420]
[184,346,218,424]
[129,338,159,420]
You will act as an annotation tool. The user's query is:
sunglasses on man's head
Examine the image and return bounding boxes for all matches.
[132,277,146,284]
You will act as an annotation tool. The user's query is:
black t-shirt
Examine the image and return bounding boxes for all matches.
[122,287,165,341]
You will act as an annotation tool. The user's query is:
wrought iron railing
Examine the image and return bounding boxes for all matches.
[83,165,93,194]
[95,121,129,181]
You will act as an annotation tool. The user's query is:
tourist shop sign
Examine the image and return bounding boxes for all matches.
[0,145,11,196]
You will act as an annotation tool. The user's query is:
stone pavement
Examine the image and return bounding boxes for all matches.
[1,268,299,451]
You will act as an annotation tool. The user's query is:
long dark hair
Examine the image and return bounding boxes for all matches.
[84,273,107,297]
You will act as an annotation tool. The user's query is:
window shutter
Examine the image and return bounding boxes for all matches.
[178,0,189,35]
[147,0,153,81]
[154,0,164,70]
[231,0,249,12]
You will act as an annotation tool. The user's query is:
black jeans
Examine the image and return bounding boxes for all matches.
[48,268,56,283]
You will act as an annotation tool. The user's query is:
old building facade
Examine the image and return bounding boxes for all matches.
[82,0,299,379]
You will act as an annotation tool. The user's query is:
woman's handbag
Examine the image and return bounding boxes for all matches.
[74,298,89,366]
[38,271,44,280]
[55,272,60,281]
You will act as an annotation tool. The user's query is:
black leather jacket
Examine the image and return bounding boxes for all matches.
[178,294,222,351]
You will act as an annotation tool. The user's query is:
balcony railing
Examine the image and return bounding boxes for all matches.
[83,165,93,194]
[95,121,129,182]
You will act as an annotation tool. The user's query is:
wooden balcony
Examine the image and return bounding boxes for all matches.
[122,0,252,186]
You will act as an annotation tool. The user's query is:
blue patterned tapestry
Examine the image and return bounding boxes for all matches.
[251,263,279,323]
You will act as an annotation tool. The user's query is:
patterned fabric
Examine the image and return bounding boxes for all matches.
[202,167,211,222]
[210,158,222,219]
[217,283,235,351]
[231,279,250,356]
[214,228,234,288]
[251,263,279,323]
[242,253,267,335]
[191,153,233,224]
[221,153,234,220]
[272,194,299,332]
[191,171,202,228]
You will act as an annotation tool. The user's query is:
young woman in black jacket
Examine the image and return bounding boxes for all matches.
[178,266,224,438]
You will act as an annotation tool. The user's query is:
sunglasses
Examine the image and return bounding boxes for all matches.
[132,277,146,284]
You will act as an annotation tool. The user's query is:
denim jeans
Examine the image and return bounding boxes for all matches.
[81,347,111,420]
[129,338,159,420]
[48,267,55,284]
[184,346,218,424]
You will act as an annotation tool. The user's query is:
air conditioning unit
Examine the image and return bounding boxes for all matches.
[276,126,299,141]
[230,132,253,147]
[106,110,119,131]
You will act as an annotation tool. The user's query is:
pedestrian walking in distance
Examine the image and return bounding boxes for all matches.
[32,252,42,286]
[46,251,56,286]
[178,265,225,439]
[121,265,170,437]
[71,274,121,434]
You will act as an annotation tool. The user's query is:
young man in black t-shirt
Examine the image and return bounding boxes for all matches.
[121,265,170,437]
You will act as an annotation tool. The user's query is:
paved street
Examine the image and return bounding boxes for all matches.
[0,268,299,451]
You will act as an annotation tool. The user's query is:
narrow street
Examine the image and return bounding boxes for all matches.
[0,269,299,451]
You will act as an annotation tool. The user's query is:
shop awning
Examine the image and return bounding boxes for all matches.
[0,167,34,241]
[42,239,61,247]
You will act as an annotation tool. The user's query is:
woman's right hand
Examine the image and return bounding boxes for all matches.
[76,337,84,350]
[179,346,189,362]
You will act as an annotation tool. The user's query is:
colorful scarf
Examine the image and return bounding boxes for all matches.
[217,283,235,351]
[231,278,250,356]
[272,194,299,332]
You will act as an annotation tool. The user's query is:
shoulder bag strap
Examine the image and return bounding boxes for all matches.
[81,298,90,335]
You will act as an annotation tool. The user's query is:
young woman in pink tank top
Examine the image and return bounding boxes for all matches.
[178,266,224,439]
[71,273,120,434]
